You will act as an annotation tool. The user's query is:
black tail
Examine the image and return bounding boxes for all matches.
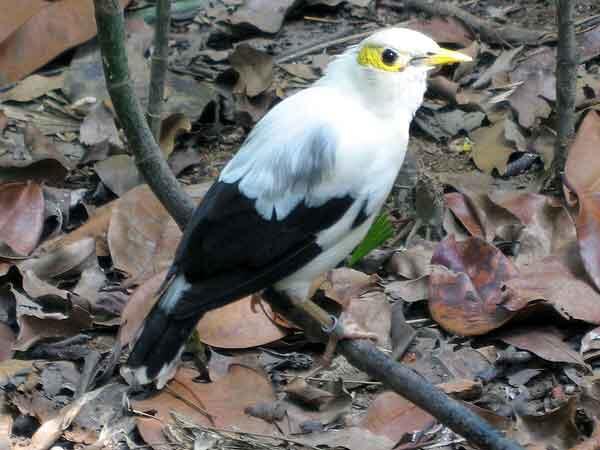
[121,274,199,388]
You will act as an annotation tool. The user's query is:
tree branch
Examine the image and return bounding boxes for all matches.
[393,0,553,45]
[263,289,525,450]
[93,2,525,448]
[146,0,171,140]
[554,0,577,179]
[93,0,195,229]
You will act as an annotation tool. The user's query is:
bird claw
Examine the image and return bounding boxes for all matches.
[321,313,378,365]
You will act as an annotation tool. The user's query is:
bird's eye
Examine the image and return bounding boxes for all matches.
[381,48,399,65]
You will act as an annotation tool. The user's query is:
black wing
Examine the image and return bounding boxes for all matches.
[167,180,358,319]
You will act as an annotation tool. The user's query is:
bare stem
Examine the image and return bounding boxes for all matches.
[555,0,577,179]
[93,0,195,229]
[147,0,171,140]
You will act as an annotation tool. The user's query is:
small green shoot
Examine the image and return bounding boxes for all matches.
[348,214,394,267]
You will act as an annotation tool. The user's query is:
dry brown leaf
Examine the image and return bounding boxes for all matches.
[429,236,518,336]
[0,0,131,85]
[0,1,46,43]
[197,295,289,348]
[408,16,474,47]
[0,322,15,362]
[498,326,586,367]
[0,73,65,102]
[279,63,317,81]
[568,418,600,450]
[0,181,44,255]
[229,44,273,97]
[344,290,392,349]
[503,244,600,325]
[582,327,600,359]
[320,267,378,308]
[94,155,143,196]
[473,46,523,89]
[133,365,278,445]
[564,111,600,292]
[508,48,556,129]
[159,113,192,159]
[0,414,11,450]
[225,0,297,34]
[360,391,434,442]
[386,240,436,280]
[444,192,486,238]
[107,185,183,282]
[471,119,517,175]
[79,102,123,148]
[510,396,580,450]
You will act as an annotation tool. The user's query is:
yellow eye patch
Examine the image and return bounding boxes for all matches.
[357,46,405,72]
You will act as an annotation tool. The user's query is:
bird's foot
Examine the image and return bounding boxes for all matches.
[321,313,378,365]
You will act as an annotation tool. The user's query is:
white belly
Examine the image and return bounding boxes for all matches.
[274,214,375,299]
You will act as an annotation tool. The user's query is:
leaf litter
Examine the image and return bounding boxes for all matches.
[1,1,600,449]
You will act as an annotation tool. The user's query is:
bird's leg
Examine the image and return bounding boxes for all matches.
[286,294,378,365]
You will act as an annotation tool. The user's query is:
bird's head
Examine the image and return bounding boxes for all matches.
[320,28,472,119]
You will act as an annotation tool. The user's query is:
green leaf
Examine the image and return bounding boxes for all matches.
[348,214,394,267]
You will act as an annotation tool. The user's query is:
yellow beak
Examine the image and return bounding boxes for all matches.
[425,47,473,66]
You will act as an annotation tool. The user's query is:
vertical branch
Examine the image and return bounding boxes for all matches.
[555,0,577,178]
[93,0,195,229]
[147,0,171,140]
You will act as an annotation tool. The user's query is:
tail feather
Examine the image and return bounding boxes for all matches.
[121,274,199,389]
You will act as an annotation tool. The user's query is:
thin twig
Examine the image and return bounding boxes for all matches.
[554,0,577,181]
[147,0,171,140]
[391,0,554,45]
[93,0,195,229]
[278,373,384,385]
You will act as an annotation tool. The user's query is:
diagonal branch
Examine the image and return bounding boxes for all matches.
[93,0,195,229]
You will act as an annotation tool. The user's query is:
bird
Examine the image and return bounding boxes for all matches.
[121,27,471,389]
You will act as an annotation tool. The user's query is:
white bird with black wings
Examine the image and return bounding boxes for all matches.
[122,28,471,388]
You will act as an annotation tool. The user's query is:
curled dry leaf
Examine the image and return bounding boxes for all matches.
[229,44,273,97]
[386,239,436,280]
[564,111,600,292]
[320,267,378,308]
[510,396,580,450]
[498,326,586,367]
[0,73,65,102]
[159,113,192,159]
[0,0,131,85]
[0,181,44,255]
[429,236,518,336]
[408,17,474,47]
[224,0,297,34]
[359,391,434,442]
[79,102,123,148]
[133,366,278,446]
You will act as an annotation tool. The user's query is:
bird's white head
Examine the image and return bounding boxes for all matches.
[319,27,472,119]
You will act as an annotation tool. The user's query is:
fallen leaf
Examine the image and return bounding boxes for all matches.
[444,192,486,238]
[0,181,44,255]
[0,322,15,361]
[386,240,436,280]
[344,290,392,349]
[159,113,192,159]
[279,63,317,80]
[0,414,11,450]
[579,24,600,63]
[133,365,278,445]
[0,0,131,86]
[498,326,586,367]
[225,0,297,34]
[429,236,518,336]
[360,391,434,442]
[564,111,600,291]
[508,48,556,128]
[107,183,208,283]
[320,267,378,308]
[568,418,600,450]
[94,155,143,196]
[408,16,474,47]
[473,46,523,89]
[229,44,273,97]
[79,102,123,148]
[0,73,65,102]
[471,119,517,175]
[582,327,600,359]
[297,428,394,450]
[27,385,106,450]
[510,396,580,450]
[197,295,290,348]
[503,244,600,325]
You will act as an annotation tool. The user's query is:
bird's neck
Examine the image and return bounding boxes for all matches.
[316,51,428,122]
